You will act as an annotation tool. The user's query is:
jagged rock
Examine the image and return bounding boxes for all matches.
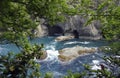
[55,35,74,42]
[58,46,97,62]
[34,24,48,37]
[56,15,102,40]
[34,16,102,40]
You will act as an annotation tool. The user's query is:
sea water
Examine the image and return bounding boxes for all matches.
[0,36,109,77]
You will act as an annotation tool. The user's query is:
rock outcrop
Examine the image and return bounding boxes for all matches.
[58,46,97,62]
[34,24,48,37]
[39,51,47,60]
[57,15,102,40]
[55,35,74,42]
[34,15,102,40]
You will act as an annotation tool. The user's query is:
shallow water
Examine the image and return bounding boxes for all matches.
[0,36,109,77]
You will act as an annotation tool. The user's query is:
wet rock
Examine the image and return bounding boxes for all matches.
[39,51,47,60]
[58,46,97,62]
[97,46,110,52]
[55,35,74,42]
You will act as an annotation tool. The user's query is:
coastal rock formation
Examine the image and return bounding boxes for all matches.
[56,15,102,40]
[55,35,74,42]
[35,15,102,40]
[58,46,97,62]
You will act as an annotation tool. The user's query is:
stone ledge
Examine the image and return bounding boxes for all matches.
[55,35,74,42]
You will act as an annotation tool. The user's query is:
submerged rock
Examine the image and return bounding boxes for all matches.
[58,46,97,62]
[55,35,74,42]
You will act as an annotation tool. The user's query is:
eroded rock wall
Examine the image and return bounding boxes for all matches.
[35,15,102,40]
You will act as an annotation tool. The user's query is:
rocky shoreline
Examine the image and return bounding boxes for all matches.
[39,36,101,63]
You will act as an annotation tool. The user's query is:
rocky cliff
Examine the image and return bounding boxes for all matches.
[35,15,103,40]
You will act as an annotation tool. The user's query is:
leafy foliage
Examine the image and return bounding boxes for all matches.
[0,1,37,44]
[65,0,120,78]
[0,0,120,78]
[0,0,83,78]
[44,72,53,78]
[86,0,120,40]
[0,37,44,78]
[64,71,86,78]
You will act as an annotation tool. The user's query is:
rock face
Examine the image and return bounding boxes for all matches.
[56,15,102,40]
[55,35,74,42]
[35,15,102,40]
[34,24,48,37]
[58,46,97,62]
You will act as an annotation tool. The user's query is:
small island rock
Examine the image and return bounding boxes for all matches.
[38,51,47,60]
[58,46,97,62]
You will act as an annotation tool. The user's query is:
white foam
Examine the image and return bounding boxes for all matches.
[36,41,60,62]
[64,41,90,45]
[91,60,101,70]
[36,50,59,62]
[45,50,59,61]
[91,65,101,70]
[92,60,100,65]
[46,45,55,51]
[45,42,57,50]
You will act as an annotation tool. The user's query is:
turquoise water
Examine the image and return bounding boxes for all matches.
[31,36,108,50]
[0,36,109,77]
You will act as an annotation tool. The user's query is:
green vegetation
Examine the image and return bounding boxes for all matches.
[91,1,120,76]
[0,0,82,78]
[65,0,120,78]
[0,0,120,78]
[63,0,120,78]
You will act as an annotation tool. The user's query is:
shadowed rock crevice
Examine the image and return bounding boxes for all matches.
[72,30,79,38]
[47,25,64,36]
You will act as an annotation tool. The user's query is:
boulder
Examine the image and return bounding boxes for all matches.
[58,46,97,62]
[55,35,74,42]
[39,51,47,60]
